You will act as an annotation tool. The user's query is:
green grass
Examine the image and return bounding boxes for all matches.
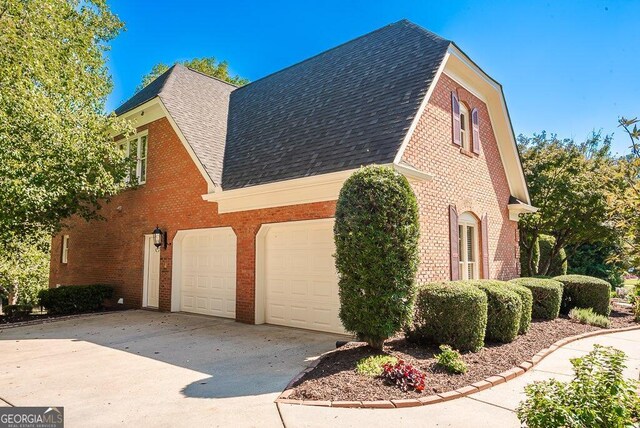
[569,307,610,328]
[355,355,398,376]
[624,278,639,287]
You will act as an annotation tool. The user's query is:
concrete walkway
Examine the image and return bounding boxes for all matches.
[278,328,640,428]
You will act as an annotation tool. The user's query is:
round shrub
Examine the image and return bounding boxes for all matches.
[466,280,522,343]
[405,282,487,352]
[507,283,533,334]
[509,277,563,320]
[334,166,420,350]
[554,274,611,316]
[538,234,567,276]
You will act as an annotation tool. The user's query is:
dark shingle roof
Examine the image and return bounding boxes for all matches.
[114,20,451,190]
[221,20,450,189]
[114,64,236,186]
[114,66,174,116]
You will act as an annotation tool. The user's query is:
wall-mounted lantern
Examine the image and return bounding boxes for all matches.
[152,226,167,251]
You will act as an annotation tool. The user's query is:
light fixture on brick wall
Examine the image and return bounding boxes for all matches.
[152,226,167,251]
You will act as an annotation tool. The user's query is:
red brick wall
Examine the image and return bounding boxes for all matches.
[50,74,521,324]
[49,116,335,323]
[401,73,519,282]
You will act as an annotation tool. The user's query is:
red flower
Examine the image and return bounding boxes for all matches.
[380,360,426,393]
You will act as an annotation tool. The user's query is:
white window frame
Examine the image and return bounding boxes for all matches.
[118,131,148,185]
[61,235,69,264]
[459,103,471,151]
[458,212,479,280]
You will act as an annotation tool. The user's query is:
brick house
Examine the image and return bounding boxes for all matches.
[49,20,535,334]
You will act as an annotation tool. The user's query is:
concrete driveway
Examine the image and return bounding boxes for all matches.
[0,310,345,428]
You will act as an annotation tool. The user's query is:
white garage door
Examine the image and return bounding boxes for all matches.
[264,219,345,334]
[180,228,236,318]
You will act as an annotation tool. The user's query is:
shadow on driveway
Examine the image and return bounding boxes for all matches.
[0,310,348,399]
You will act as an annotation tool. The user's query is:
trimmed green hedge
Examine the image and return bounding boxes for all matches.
[405,282,488,352]
[3,304,33,318]
[334,166,420,350]
[38,284,114,315]
[509,277,563,320]
[466,280,522,343]
[554,275,611,316]
[507,283,533,334]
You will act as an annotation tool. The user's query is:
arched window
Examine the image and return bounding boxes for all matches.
[458,212,479,280]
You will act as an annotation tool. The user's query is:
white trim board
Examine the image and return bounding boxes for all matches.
[202,163,432,214]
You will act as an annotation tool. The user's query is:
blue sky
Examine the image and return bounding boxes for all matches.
[107,0,639,154]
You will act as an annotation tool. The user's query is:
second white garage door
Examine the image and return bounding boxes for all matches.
[263,219,345,334]
[179,228,236,318]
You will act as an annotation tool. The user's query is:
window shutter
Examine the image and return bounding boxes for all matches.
[451,92,461,146]
[472,108,480,154]
[481,214,490,279]
[450,205,460,280]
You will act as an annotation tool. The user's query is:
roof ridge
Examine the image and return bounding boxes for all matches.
[157,63,179,96]
[182,65,240,88]
[397,19,451,44]
[233,19,419,92]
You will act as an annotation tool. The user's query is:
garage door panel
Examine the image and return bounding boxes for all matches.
[291,280,308,296]
[179,228,236,318]
[264,220,345,334]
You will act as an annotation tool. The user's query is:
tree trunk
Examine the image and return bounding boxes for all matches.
[366,337,385,351]
[7,290,17,305]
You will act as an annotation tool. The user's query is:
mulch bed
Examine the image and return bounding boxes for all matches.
[0,312,57,325]
[0,308,123,326]
[289,307,638,402]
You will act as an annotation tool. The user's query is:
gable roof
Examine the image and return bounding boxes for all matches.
[114,20,531,204]
[114,20,450,190]
[222,20,450,189]
[115,64,236,186]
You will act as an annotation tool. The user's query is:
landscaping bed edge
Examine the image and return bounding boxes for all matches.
[275,324,640,409]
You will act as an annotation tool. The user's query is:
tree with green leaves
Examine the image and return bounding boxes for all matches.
[608,117,640,270]
[0,233,50,307]
[334,166,420,350]
[137,57,249,91]
[518,132,617,276]
[0,0,132,246]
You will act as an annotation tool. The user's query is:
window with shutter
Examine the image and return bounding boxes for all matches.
[451,92,461,146]
[61,235,69,264]
[449,205,460,280]
[119,132,149,185]
[458,212,480,280]
[472,108,480,154]
[460,103,471,150]
[481,214,490,278]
